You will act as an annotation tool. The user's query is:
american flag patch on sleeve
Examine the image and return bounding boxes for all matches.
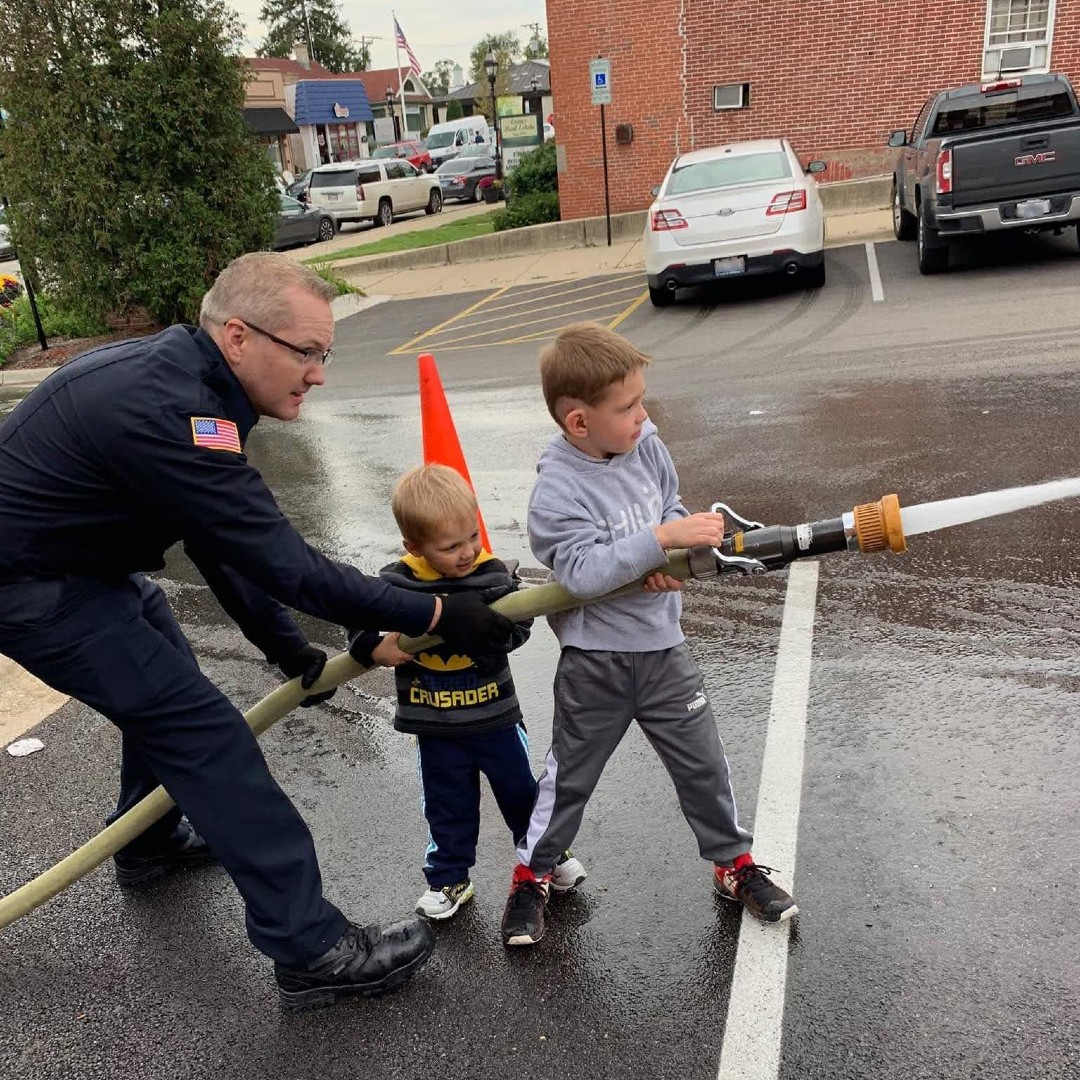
[191,417,242,453]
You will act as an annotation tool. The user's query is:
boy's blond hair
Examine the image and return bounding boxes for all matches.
[539,321,651,426]
[392,463,479,544]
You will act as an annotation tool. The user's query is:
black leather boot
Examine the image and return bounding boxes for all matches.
[275,920,435,1013]
[114,818,216,888]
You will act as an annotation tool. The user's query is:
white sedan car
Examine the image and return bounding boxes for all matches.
[643,139,827,306]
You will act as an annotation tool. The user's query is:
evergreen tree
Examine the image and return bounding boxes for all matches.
[258,0,366,74]
[0,0,279,323]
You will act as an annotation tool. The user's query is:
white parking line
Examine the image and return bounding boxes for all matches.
[865,242,884,302]
[717,561,819,1080]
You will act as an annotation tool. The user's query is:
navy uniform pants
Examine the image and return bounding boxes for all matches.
[416,723,536,888]
[0,573,347,965]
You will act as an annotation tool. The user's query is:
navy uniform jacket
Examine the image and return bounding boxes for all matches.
[0,325,434,659]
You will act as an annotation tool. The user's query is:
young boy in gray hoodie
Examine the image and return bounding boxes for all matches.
[500,322,797,946]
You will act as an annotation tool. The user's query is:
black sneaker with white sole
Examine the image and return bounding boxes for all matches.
[275,919,435,1013]
[501,865,550,946]
[714,863,798,922]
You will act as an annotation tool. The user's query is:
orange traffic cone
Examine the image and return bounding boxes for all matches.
[417,353,492,553]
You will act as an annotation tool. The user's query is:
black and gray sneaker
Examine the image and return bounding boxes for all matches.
[275,919,435,1013]
[714,862,798,922]
[114,818,216,888]
[501,864,550,946]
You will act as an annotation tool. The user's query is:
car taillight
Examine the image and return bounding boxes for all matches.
[454,175,468,183]
[355,183,365,200]
[935,148,952,195]
[651,209,687,230]
[766,190,808,215]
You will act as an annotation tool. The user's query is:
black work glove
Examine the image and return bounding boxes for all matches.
[278,644,336,707]
[436,592,516,657]
[346,629,384,669]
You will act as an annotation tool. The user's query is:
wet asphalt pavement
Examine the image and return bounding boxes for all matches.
[2,233,1080,1079]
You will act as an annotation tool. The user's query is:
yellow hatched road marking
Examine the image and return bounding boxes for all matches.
[389,285,511,355]
[419,282,645,343]
[608,289,650,331]
[435,298,637,347]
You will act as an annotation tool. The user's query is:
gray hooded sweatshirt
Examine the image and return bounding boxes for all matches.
[527,419,690,652]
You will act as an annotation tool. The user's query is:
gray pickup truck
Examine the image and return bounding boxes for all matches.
[889,73,1080,274]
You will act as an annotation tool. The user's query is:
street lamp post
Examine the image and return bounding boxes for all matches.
[530,73,540,113]
[385,86,400,141]
[484,50,501,180]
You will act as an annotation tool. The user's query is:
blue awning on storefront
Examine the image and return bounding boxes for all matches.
[292,81,374,126]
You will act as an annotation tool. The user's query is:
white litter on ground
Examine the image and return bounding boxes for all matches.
[6,737,44,757]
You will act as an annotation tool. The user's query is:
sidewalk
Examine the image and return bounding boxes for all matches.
[340,206,893,300]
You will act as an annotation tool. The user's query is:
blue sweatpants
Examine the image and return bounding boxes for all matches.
[416,724,536,888]
[0,573,347,965]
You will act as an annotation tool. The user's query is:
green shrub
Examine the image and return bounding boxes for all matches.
[0,294,110,362]
[506,141,558,199]
[492,191,560,231]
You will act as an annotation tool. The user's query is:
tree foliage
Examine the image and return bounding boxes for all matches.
[258,0,367,74]
[524,31,549,60]
[0,0,279,324]
[468,32,520,98]
[445,98,464,121]
[426,59,456,98]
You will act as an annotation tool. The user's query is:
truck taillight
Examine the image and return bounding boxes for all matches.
[355,183,366,200]
[935,148,953,195]
[766,190,808,215]
[980,78,1023,93]
[651,209,687,230]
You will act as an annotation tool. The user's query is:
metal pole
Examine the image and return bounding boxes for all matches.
[491,77,502,181]
[0,111,47,351]
[600,103,611,247]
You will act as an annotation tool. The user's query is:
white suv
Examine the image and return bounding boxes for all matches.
[307,158,442,231]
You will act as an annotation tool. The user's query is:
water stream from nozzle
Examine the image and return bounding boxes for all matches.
[899,477,1080,537]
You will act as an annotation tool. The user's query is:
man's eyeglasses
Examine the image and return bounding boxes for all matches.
[240,320,335,367]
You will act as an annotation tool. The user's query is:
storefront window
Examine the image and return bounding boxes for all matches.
[329,123,361,161]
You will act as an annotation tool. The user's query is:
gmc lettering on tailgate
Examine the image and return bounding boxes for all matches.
[1015,151,1058,166]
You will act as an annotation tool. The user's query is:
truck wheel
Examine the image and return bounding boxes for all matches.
[917,209,949,275]
[376,199,393,228]
[803,257,826,288]
[892,180,916,241]
[425,189,442,215]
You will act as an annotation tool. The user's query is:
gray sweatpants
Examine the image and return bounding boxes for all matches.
[516,644,753,874]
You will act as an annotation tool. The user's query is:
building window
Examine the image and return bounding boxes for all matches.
[983,0,1055,76]
[713,83,750,111]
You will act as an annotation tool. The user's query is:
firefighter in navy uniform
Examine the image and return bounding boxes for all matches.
[0,253,514,1011]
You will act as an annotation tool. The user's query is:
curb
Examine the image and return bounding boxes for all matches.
[331,175,892,277]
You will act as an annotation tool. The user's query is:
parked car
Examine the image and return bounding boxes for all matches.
[0,208,13,260]
[373,140,434,173]
[437,154,498,202]
[307,158,442,230]
[643,139,827,306]
[889,73,1080,274]
[272,194,336,250]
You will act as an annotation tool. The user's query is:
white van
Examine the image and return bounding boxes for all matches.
[424,116,491,167]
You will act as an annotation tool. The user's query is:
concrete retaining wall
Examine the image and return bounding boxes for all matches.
[334,174,891,278]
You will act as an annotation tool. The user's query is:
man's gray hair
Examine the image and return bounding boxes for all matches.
[199,253,338,332]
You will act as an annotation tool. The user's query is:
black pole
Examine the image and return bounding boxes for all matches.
[0,111,47,351]
[600,103,611,247]
[490,77,502,181]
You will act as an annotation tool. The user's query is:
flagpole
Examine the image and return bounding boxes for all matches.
[393,11,407,139]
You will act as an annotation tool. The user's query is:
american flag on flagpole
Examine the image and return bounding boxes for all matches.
[394,17,421,75]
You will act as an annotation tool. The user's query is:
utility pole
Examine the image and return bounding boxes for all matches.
[297,0,316,64]
[353,34,383,68]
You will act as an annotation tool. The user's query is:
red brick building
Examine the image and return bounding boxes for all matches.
[547,0,1080,219]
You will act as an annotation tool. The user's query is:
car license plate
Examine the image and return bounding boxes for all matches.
[1016,198,1051,219]
[326,193,340,202]
[713,256,746,277]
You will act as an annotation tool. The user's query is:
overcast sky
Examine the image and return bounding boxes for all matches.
[229,1,548,74]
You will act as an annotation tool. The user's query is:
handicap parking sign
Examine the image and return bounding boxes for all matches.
[589,59,612,105]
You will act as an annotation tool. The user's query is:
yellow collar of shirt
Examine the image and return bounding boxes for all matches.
[401,550,495,581]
